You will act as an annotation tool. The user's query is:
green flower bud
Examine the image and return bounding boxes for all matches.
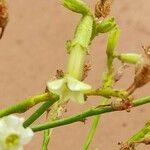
[118,53,142,64]
[96,17,116,34]
[62,0,91,15]
[107,27,120,55]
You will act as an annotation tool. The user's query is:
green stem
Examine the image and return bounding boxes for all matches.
[23,100,55,128]
[83,115,100,150]
[0,88,127,119]
[41,101,59,149]
[82,98,108,150]
[32,96,150,132]
[128,121,150,144]
[85,88,127,98]
[42,129,52,150]
[0,93,59,118]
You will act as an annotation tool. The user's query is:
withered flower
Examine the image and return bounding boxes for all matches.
[127,46,150,95]
[95,0,113,18]
[118,142,135,150]
[81,61,91,81]
[0,0,8,38]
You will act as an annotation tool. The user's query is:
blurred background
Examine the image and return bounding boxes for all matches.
[0,0,149,149]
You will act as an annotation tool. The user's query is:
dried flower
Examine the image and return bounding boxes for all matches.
[114,63,129,82]
[118,142,135,150]
[127,46,150,94]
[111,99,133,112]
[81,61,91,81]
[95,0,113,18]
[0,0,8,38]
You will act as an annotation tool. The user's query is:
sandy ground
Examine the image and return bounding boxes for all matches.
[0,0,150,150]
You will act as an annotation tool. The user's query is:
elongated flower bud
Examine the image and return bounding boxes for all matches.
[118,53,142,64]
[0,0,8,38]
[96,16,116,34]
[107,27,120,55]
[62,0,91,15]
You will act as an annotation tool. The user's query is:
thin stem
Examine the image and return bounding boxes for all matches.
[85,88,127,98]
[23,100,55,128]
[83,115,100,150]
[42,129,53,150]
[0,93,59,118]
[128,123,150,144]
[82,98,108,150]
[41,102,59,149]
[0,88,127,119]
[32,96,150,132]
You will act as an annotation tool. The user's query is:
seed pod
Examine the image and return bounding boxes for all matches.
[0,0,8,38]
[95,0,113,18]
[127,46,150,94]
[118,142,135,150]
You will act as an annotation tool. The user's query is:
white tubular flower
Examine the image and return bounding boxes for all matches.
[0,115,34,150]
[47,75,91,104]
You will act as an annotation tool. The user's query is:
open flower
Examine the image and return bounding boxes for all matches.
[47,75,91,104]
[0,115,34,150]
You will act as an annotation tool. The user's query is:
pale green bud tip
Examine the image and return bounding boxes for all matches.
[62,0,91,15]
[107,27,120,54]
[96,17,116,34]
[118,53,142,64]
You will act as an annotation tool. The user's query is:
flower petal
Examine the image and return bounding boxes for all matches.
[47,79,65,91]
[67,76,91,91]
[20,128,34,145]
[0,115,33,150]
[3,115,24,130]
[70,91,85,104]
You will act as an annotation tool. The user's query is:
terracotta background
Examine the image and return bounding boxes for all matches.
[0,0,149,149]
